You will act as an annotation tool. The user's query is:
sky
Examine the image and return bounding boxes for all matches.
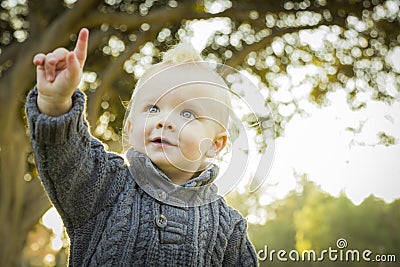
[265,91,400,205]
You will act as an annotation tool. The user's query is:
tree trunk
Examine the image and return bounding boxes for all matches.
[0,225,26,267]
[0,117,50,267]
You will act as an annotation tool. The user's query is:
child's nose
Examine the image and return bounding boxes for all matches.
[155,118,175,131]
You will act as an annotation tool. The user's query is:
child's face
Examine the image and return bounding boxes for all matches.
[127,64,228,176]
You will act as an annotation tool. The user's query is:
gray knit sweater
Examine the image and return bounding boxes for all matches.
[26,88,258,266]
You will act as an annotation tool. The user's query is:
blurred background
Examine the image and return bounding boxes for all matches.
[0,0,399,266]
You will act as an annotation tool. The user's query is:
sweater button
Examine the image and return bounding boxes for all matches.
[155,214,168,229]
[156,190,167,201]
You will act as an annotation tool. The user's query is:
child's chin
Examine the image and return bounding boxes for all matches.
[148,153,174,167]
[150,157,193,173]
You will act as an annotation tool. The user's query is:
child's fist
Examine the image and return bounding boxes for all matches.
[34,28,89,116]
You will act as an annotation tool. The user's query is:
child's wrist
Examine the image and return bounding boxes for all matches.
[37,94,72,117]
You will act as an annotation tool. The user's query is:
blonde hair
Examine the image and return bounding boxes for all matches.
[162,43,203,63]
[136,43,206,87]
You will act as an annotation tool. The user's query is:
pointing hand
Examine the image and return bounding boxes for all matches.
[33,28,89,116]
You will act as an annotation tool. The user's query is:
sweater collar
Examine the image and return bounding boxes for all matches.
[126,148,221,207]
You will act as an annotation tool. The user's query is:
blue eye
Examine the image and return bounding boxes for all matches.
[181,110,196,119]
[147,105,159,113]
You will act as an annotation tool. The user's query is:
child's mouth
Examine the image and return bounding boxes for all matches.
[151,138,173,146]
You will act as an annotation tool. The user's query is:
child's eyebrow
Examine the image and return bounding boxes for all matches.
[181,100,211,115]
[140,98,159,106]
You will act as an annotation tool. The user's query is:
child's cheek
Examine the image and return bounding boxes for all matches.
[179,128,205,159]
[129,119,147,151]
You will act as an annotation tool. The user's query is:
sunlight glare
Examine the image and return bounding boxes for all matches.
[42,207,65,251]
[190,18,230,51]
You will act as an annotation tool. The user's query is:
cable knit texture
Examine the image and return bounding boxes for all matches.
[26,88,258,266]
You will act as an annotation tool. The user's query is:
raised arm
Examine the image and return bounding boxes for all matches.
[27,29,127,229]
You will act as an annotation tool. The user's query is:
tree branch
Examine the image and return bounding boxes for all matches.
[36,0,100,51]
[225,25,312,67]
[77,0,208,31]
[0,43,19,66]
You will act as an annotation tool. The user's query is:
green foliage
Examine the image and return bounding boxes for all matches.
[228,176,400,267]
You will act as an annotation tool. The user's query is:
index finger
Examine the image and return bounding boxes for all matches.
[74,28,89,67]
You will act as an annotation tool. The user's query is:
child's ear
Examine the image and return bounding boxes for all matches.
[206,132,227,158]
[126,119,132,133]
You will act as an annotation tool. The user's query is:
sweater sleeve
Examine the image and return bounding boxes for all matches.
[25,87,127,229]
[223,217,259,266]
